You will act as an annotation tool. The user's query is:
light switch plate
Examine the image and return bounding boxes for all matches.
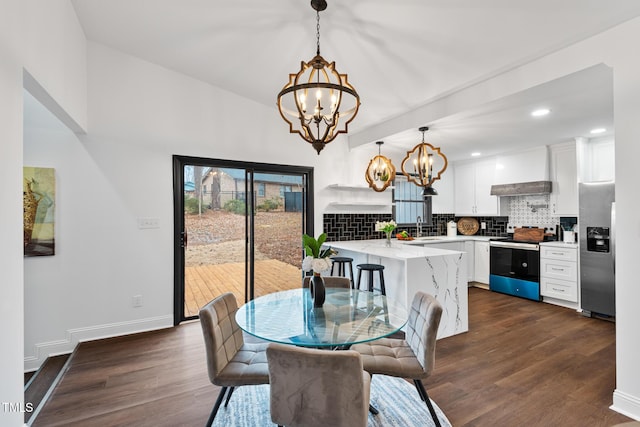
[138,217,159,229]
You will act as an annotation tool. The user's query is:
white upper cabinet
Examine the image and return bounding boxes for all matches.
[454,158,498,216]
[494,146,550,184]
[431,171,454,214]
[549,142,578,216]
[578,137,615,183]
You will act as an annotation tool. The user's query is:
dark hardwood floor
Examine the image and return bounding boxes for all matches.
[33,287,631,427]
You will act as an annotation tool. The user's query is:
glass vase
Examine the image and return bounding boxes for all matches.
[385,232,392,247]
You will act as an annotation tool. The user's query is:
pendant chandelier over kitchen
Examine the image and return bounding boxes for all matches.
[401,127,448,189]
[276,0,360,154]
[365,141,396,192]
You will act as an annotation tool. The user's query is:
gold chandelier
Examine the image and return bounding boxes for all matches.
[401,127,448,189]
[365,141,396,192]
[276,0,360,154]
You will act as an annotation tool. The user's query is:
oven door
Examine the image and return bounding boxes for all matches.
[490,245,539,282]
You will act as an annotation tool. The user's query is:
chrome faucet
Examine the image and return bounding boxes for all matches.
[416,216,422,238]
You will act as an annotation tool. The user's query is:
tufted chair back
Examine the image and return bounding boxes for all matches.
[404,292,443,376]
[302,276,351,289]
[199,292,244,385]
[267,343,371,427]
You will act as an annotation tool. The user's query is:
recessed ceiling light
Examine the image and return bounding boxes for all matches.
[471,152,481,157]
[590,128,606,134]
[531,108,550,117]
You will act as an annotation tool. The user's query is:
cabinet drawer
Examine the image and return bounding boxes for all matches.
[541,277,578,302]
[540,258,577,281]
[540,246,577,261]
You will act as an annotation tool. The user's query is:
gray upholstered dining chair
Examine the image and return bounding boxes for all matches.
[302,275,351,289]
[199,293,270,427]
[351,291,443,427]
[266,342,371,427]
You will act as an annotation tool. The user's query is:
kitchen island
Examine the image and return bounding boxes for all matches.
[326,239,468,339]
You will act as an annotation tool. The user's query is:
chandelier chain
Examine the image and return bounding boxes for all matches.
[316,10,321,56]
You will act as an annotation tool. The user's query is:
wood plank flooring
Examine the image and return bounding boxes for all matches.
[33,287,631,427]
[184,259,301,316]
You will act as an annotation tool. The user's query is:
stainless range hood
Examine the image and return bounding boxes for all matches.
[490,181,552,196]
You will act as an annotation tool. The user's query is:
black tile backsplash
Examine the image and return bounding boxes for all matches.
[323,213,509,241]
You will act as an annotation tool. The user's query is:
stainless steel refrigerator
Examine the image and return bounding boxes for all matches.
[579,181,615,317]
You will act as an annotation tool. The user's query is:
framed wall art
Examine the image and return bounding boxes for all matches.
[23,167,55,256]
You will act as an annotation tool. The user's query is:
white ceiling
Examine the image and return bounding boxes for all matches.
[70,0,640,160]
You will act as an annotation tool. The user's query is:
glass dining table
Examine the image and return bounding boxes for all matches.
[235,287,407,348]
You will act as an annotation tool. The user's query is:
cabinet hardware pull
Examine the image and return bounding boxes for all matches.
[551,267,564,271]
[551,252,563,255]
[552,287,565,292]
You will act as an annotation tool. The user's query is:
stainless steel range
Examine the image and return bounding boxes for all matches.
[489,239,541,301]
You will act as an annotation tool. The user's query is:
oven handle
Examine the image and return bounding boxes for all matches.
[490,241,539,251]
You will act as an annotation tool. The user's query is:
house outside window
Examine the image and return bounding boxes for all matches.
[258,183,265,197]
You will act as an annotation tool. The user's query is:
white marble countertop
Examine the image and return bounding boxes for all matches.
[326,239,463,260]
[400,235,499,243]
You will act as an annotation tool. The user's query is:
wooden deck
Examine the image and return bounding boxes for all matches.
[184,259,302,317]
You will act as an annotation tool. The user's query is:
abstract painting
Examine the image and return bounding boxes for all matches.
[23,167,55,256]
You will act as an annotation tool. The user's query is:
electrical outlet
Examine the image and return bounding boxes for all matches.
[137,217,159,229]
[481,222,487,230]
[132,295,143,308]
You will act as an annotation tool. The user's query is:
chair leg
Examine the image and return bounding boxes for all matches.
[414,379,441,427]
[224,386,235,407]
[206,386,228,427]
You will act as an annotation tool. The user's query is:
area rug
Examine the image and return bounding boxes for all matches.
[213,375,451,426]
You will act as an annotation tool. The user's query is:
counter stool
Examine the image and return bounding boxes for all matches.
[330,256,355,289]
[356,263,386,295]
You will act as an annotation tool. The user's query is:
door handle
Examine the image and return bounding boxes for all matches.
[181,231,188,248]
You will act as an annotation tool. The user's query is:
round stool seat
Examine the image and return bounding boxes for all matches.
[330,257,355,289]
[357,264,385,271]
[356,263,386,296]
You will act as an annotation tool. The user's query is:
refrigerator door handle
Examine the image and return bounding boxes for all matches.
[611,201,616,274]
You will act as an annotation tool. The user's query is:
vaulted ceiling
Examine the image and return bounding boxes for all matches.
[70,0,640,160]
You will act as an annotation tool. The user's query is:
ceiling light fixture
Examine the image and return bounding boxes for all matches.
[401,127,448,190]
[471,152,481,157]
[276,0,360,154]
[531,108,551,117]
[365,141,396,192]
[590,127,607,134]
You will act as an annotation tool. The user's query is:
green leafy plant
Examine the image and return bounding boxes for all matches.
[257,198,281,212]
[184,196,201,214]
[302,233,335,258]
[223,199,246,214]
[302,233,337,273]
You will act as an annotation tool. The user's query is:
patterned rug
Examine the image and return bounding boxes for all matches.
[213,375,451,426]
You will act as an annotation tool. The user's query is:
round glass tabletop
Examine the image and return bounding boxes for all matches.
[235,288,407,347]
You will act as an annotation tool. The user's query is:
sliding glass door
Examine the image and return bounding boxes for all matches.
[173,156,313,324]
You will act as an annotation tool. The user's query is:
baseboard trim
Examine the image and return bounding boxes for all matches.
[611,389,640,421]
[24,315,173,371]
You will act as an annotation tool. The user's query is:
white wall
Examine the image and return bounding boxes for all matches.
[0,0,25,424]
[23,0,87,132]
